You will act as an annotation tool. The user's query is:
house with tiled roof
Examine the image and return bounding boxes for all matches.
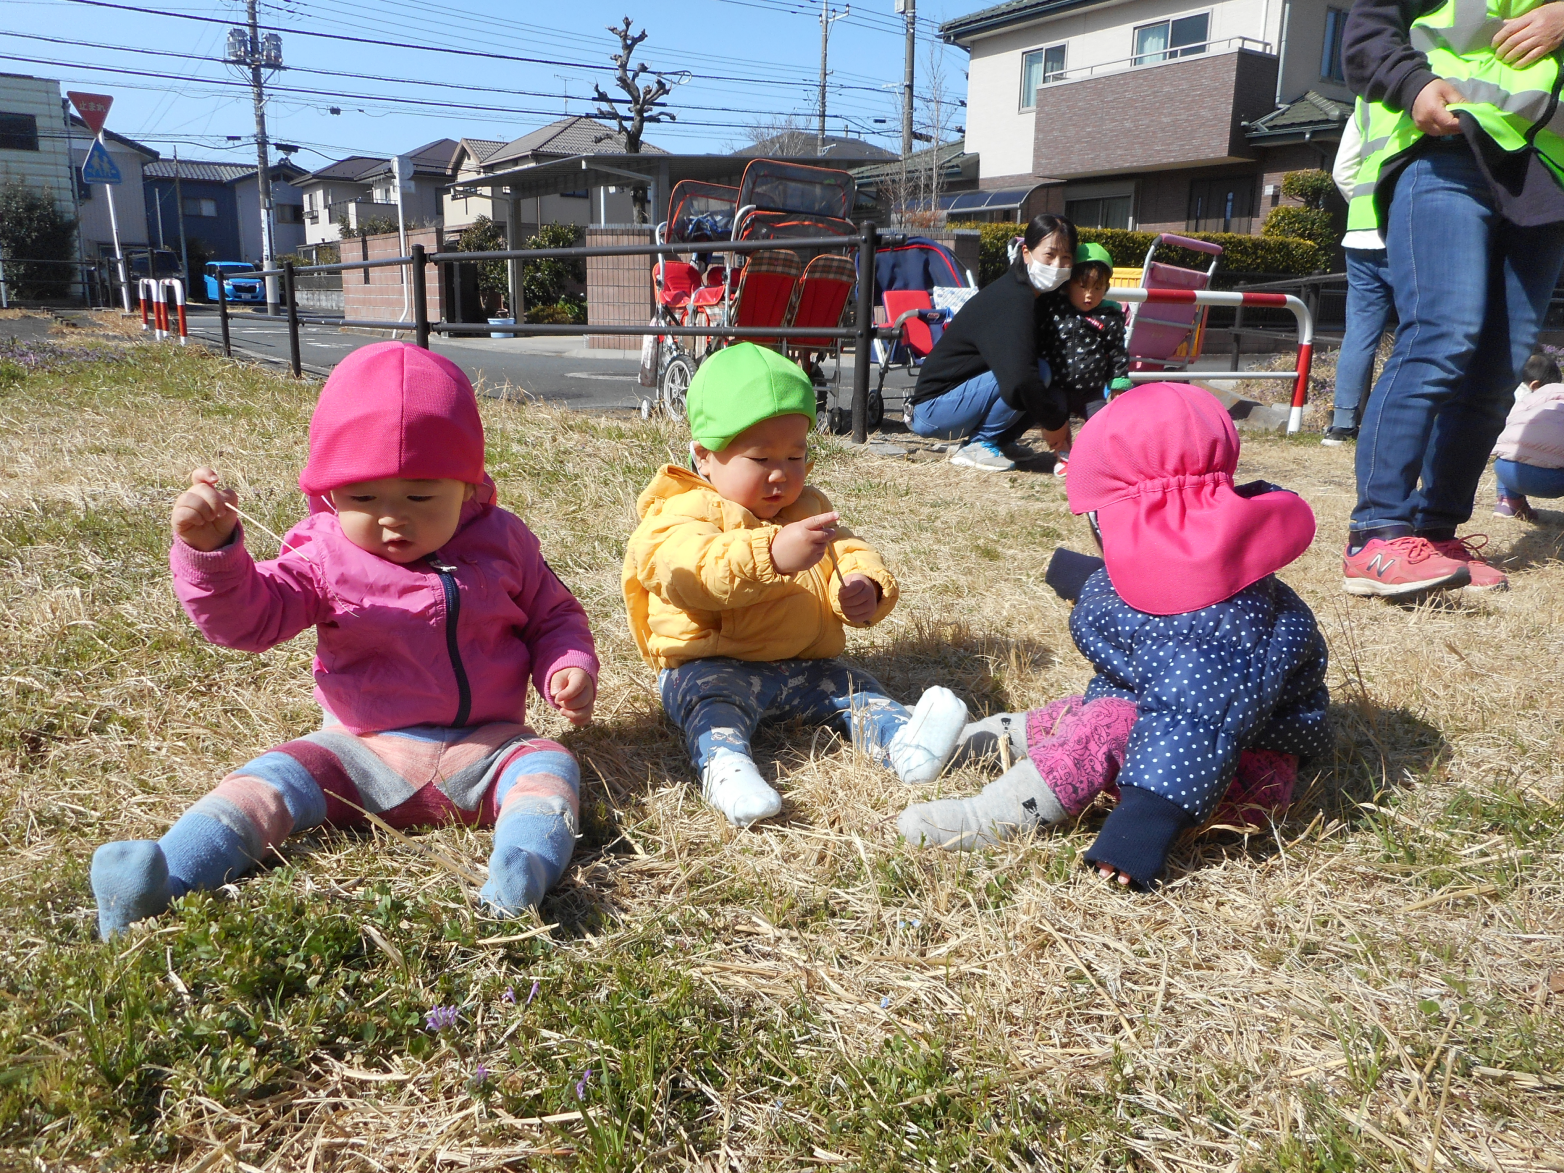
[295,141,461,244]
[443,116,668,243]
[941,0,1353,235]
[142,158,307,262]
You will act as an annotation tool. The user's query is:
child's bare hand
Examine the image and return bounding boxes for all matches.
[770,511,838,575]
[172,467,239,551]
[1042,423,1072,453]
[838,572,881,624]
[549,667,595,726]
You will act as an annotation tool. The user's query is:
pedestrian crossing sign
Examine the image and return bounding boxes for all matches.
[82,140,122,185]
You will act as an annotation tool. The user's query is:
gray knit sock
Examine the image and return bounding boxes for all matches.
[950,712,1029,768]
[897,757,1067,850]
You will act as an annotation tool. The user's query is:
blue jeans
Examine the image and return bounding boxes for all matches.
[1353,141,1564,537]
[659,657,910,771]
[1333,247,1394,430]
[1495,458,1564,499]
[907,359,1050,445]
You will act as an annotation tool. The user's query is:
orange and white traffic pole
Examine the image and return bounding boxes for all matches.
[161,278,188,345]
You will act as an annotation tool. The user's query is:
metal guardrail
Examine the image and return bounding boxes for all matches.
[217,227,1317,441]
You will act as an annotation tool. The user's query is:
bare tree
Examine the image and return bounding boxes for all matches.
[592,17,676,224]
[734,115,815,157]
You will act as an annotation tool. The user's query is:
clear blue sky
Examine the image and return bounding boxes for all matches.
[2,0,975,168]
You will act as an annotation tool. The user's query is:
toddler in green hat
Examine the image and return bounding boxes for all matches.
[1037,241,1133,477]
[622,344,969,826]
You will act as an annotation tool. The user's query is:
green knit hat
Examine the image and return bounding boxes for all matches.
[1075,242,1114,271]
[687,343,817,451]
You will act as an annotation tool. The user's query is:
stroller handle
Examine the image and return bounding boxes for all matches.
[1153,233,1224,256]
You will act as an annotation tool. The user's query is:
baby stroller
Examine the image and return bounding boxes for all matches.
[1121,233,1223,374]
[646,160,864,423]
[870,236,977,409]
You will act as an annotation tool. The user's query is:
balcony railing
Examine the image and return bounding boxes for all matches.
[1038,35,1272,88]
[326,199,399,230]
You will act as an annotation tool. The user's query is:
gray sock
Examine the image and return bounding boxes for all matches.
[950,712,1028,768]
[897,757,1067,850]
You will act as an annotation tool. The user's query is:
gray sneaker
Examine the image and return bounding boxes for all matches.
[948,440,1015,471]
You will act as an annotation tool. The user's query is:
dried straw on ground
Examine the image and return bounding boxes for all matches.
[0,316,1560,1171]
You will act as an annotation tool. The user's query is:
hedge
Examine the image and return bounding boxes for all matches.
[949,220,1330,286]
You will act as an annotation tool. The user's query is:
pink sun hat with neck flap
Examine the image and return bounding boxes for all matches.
[1065,382,1316,616]
[299,341,487,495]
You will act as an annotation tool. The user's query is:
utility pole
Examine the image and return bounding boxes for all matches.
[172,144,191,294]
[897,0,915,161]
[228,1,282,315]
[817,0,849,156]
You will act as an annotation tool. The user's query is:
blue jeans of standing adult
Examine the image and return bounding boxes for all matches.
[1353,140,1564,538]
[906,359,1051,445]
[1495,458,1564,499]
[1333,247,1394,430]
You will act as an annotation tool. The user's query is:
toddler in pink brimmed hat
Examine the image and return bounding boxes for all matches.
[899,382,1331,889]
[91,342,600,937]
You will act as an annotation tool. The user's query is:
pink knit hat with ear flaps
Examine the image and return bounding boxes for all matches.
[1065,382,1316,616]
[299,341,486,495]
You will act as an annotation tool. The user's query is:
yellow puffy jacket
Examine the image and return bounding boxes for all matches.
[622,465,899,670]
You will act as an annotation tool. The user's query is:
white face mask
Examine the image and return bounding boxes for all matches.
[1026,256,1070,292]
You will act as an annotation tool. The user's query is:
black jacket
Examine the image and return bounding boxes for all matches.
[1038,292,1128,414]
[1343,0,1564,226]
[910,259,1068,431]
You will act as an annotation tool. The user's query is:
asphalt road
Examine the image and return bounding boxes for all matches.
[180,305,915,415]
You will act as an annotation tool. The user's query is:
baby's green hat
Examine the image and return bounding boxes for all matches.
[1075,241,1114,270]
[687,343,817,451]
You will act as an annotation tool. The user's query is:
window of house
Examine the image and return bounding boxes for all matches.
[1066,195,1133,229]
[1321,7,1347,81]
[275,204,302,223]
[1133,13,1209,66]
[184,197,218,218]
[0,112,40,151]
[1186,175,1256,235]
[1019,43,1067,107]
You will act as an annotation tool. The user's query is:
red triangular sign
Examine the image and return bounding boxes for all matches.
[67,91,113,136]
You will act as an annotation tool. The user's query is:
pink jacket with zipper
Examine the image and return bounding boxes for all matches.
[170,493,599,735]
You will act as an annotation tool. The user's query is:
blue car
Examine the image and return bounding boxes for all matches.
[203,261,265,303]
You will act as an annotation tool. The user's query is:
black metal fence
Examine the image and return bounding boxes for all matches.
[223,225,890,444]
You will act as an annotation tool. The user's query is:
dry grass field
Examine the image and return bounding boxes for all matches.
[0,313,1561,1171]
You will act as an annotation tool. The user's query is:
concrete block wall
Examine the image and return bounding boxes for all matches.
[586,224,655,351]
[342,226,445,325]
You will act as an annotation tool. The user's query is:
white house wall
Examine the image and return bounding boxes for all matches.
[71,142,151,253]
[0,75,76,224]
[961,0,1348,183]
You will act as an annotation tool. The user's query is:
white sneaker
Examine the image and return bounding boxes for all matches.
[886,687,970,784]
[949,440,1015,471]
[700,748,782,827]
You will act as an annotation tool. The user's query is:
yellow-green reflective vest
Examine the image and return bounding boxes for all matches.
[1347,0,1564,232]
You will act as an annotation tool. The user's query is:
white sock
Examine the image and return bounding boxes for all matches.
[886,686,970,785]
[700,748,782,827]
[897,757,1067,850]
[951,712,1028,768]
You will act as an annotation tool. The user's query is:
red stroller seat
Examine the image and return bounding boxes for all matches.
[654,261,701,315]
[785,254,857,351]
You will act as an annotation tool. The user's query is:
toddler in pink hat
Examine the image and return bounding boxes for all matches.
[899,382,1330,889]
[91,342,600,937]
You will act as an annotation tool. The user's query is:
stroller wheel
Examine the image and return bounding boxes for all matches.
[660,354,696,419]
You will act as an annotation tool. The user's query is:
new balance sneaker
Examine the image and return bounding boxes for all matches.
[948,440,1015,471]
[1321,426,1358,447]
[1494,493,1536,521]
[1426,535,1508,591]
[1341,536,1472,597]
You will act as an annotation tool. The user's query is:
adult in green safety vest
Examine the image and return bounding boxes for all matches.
[1336,0,1564,598]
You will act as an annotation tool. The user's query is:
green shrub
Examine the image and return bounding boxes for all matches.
[526,298,587,325]
[1281,169,1336,209]
[1263,205,1335,248]
[454,215,509,302]
[950,220,1329,284]
[521,222,585,309]
[0,181,77,299]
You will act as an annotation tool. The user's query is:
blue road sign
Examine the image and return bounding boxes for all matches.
[82,140,122,185]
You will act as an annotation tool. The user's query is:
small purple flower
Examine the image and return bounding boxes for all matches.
[472,1064,490,1083]
[526,980,539,1005]
[426,1005,461,1032]
[501,986,516,1004]
[575,1068,592,1100]
[880,995,892,1010]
